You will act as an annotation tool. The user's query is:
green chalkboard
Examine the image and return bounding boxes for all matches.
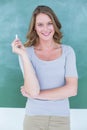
[0,0,87,108]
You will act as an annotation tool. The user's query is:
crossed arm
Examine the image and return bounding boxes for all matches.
[21,77,78,100]
[20,49,78,100]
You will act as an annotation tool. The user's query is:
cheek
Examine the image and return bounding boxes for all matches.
[49,26,55,34]
[35,28,42,37]
[48,25,55,31]
[51,25,55,31]
[35,26,42,33]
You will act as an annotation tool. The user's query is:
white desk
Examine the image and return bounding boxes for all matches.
[0,108,87,130]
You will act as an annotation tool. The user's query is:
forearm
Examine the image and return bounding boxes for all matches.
[35,84,77,100]
[20,53,40,96]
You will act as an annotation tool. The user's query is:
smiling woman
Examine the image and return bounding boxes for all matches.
[11,5,78,130]
[24,5,62,47]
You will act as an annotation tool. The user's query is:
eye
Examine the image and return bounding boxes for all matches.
[37,23,43,27]
[48,22,53,25]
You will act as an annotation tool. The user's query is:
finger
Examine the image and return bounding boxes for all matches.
[21,90,29,97]
[20,86,26,93]
[11,38,21,47]
[20,86,24,90]
[21,86,24,88]
[12,41,22,50]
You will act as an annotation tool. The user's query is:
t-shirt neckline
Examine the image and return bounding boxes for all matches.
[31,45,64,63]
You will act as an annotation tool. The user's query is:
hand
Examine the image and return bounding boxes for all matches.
[20,86,31,98]
[11,38,26,55]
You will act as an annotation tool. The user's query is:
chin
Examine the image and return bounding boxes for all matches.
[41,36,53,41]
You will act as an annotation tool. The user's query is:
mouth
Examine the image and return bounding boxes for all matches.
[41,32,51,36]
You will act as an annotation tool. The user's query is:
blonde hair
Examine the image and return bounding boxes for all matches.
[24,5,63,47]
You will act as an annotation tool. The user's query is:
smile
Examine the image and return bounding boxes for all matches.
[41,32,51,36]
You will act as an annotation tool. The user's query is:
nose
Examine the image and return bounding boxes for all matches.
[43,25,48,32]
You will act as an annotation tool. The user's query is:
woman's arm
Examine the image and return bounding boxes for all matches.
[35,77,78,100]
[11,38,40,97]
[20,53,40,96]
[21,77,78,100]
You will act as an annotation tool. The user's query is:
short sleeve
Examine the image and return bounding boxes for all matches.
[65,46,78,78]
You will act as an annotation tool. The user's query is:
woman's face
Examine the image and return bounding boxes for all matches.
[35,13,55,41]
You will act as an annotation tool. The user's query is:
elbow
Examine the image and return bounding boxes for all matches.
[72,91,77,97]
[66,77,78,97]
[71,88,78,97]
[68,85,78,97]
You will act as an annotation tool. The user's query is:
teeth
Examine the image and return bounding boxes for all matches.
[42,33,50,36]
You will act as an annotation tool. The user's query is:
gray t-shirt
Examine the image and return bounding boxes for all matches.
[19,44,78,116]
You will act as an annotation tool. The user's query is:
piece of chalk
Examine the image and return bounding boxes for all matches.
[15,34,18,39]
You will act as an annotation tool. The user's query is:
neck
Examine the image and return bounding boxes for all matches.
[36,39,57,50]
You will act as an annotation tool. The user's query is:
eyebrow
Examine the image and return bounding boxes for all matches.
[36,20,52,24]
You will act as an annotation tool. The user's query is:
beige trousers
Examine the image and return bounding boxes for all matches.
[23,115,70,130]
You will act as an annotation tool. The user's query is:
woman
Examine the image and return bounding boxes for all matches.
[12,5,78,130]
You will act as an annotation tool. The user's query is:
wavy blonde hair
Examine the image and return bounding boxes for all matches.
[24,5,63,47]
